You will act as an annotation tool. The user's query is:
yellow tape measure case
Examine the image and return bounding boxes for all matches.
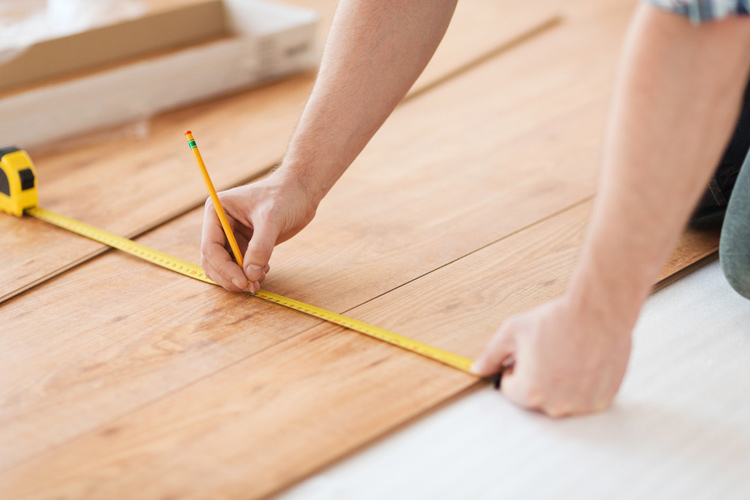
[0,147,38,216]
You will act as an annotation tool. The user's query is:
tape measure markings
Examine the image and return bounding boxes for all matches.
[25,206,475,373]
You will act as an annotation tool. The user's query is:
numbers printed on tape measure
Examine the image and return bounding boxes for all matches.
[25,206,476,374]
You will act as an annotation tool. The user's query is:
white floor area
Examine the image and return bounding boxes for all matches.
[278,260,750,500]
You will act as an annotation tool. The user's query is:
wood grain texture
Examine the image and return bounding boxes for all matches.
[2,318,474,500]
[656,228,719,289]
[0,0,559,303]
[0,230,323,470]
[0,13,613,469]
[0,0,728,498]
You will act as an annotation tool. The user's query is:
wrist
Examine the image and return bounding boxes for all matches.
[275,156,346,208]
[564,260,648,336]
[271,162,327,210]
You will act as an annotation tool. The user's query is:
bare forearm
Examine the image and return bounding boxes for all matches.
[473,4,750,417]
[278,0,457,204]
[570,5,750,323]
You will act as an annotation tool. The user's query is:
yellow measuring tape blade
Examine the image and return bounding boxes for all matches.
[26,206,475,374]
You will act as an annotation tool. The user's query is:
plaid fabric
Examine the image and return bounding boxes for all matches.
[646,0,750,23]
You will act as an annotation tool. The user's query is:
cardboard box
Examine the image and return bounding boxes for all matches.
[0,0,227,93]
[0,0,318,148]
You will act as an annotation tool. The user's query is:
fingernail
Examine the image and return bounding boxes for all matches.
[470,358,487,377]
[232,278,244,289]
[251,281,260,294]
[470,361,480,375]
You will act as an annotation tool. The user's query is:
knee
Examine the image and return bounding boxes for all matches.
[720,175,750,299]
[720,245,750,300]
[718,151,750,298]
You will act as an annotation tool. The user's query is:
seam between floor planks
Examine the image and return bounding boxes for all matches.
[407,16,561,101]
[347,194,595,314]
[654,251,718,291]
[0,16,561,306]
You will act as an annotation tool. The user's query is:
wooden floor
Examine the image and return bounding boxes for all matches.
[0,0,721,498]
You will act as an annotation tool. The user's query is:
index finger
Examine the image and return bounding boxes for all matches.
[201,199,248,291]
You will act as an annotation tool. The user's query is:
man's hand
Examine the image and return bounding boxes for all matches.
[470,5,750,418]
[471,294,632,418]
[200,170,317,293]
[199,0,458,295]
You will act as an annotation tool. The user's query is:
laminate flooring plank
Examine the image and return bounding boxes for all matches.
[0,0,559,302]
[656,228,719,290]
[0,0,631,471]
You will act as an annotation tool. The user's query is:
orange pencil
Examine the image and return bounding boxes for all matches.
[185,130,245,269]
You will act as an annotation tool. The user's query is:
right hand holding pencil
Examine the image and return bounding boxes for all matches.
[201,169,317,293]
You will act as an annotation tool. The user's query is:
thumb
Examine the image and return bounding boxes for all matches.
[471,325,516,377]
[243,221,278,283]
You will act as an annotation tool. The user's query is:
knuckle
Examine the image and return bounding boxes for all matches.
[201,266,215,283]
[523,386,545,407]
[593,399,612,414]
[255,203,275,224]
[217,261,233,279]
[505,383,543,409]
[544,405,570,419]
